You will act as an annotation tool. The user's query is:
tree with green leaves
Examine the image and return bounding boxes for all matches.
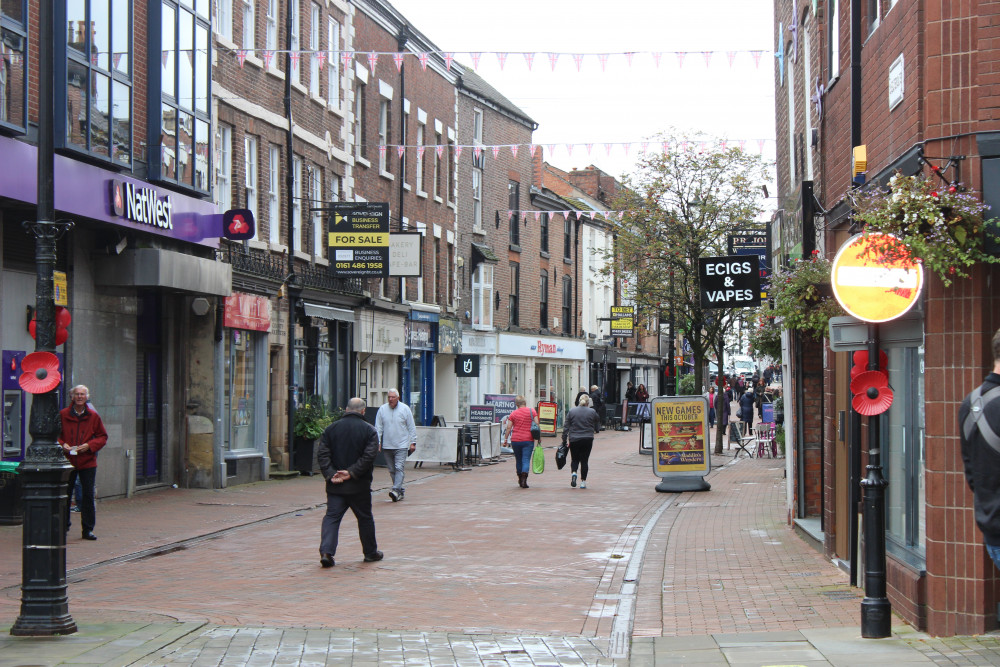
[600,132,771,454]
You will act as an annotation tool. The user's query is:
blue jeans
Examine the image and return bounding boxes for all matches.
[383,448,408,495]
[512,441,534,474]
[987,544,1000,572]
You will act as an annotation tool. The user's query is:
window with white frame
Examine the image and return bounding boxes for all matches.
[472,263,493,329]
[268,144,280,243]
[415,121,425,194]
[216,125,232,212]
[311,166,323,258]
[290,0,300,82]
[292,155,302,253]
[828,0,840,80]
[472,169,483,229]
[265,0,277,68]
[327,18,340,108]
[447,136,455,203]
[242,0,254,49]
[217,0,233,41]
[379,97,391,173]
[309,3,320,97]
[868,0,880,33]
[433,131,442,200]
[401,104,409,187]
[354,80,367,160]
[245,135,258,240]
[431,236,439,304]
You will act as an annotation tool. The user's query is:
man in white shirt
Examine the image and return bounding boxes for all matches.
[374,388,417,501]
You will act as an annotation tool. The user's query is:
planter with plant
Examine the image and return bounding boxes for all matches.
[293,397,342,474]
[850,172,1000,286]
[768,251,846,340]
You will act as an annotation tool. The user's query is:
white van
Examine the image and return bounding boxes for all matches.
[731,355,758,380]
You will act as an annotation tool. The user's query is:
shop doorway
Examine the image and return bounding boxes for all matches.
[135,292,163,486]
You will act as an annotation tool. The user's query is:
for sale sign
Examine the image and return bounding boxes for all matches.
[328,202,389,277]
[698,255,761,309]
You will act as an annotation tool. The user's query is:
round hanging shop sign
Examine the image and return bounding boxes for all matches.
[831,232,924,323]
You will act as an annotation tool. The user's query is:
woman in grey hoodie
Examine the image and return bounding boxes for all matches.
[562,394,601,488]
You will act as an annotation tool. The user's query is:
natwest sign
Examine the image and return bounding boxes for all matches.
[110,180,173,229]
[223,293,271,331]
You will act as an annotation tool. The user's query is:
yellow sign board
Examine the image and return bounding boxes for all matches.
[537,402,558,436]
[651,396,710,475]
[327,232,390,247]
[53,271,68,306]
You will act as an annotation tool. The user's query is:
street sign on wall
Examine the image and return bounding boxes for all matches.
[328,202,389,277]
[698,255,761,309]
[831,233,923,323]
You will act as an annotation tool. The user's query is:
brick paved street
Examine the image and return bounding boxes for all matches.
[2,426,999,665]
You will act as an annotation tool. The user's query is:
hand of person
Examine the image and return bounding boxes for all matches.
[408,443,416,453]
[330,470,350,483]
[77,443,89,453]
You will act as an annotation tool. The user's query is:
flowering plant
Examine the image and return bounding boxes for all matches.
[747,310,782,360]
[293,396,341,439]
[768,251,845,340]
[850,173,1000,286]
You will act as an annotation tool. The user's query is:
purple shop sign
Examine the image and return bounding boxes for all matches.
[0,136,219,248]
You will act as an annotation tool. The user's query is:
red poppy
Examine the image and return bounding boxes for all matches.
[18,351,62,394]
[850,370,893,416]
[850,349,889,380]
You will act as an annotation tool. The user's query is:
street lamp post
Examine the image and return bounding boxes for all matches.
[11,0,77,636]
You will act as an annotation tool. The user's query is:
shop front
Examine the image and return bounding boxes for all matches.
[498,333,587,429]
[434,318,462,424]
[355,304,406,409]
[403,312,436,426]
[458,329,498,422]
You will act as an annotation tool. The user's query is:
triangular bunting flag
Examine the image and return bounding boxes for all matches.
[566,144,574,156]
[417,146,425,159]
[727,51,737,68]
[237,50,248,68]
[470,52,482,69]
[444,52,454,71]
[162,49,169,67]
[492,145,500,159]
[548,52,559,70]
[454,145,463,161]
[598,53,609,71]
[473,146,482,160]
[341,51,353,71]
[523,52,534,70]
[739,140,747,151]
[378,145,387,158]
[436,145,444,158]
[529,144,538,157]
[652,51,662,67]
[757,139,766,153]
[752,50,764,68]
[661,141,669,154]
[497,51,508,70]
[641,141,650,154]
[626,52,634,67]
[367,51,378,69]
[605,143,613,156]
[573,53,584,71]
[263,50,274,69]
[675,52,686,68]
[397,145,405,159]
[534,211,541,222]
[316,50,326,68]
[290,51,300,68]
[702,51,712,67]
[510,144,519,158]
[623,143,630,156]
[419,52,429,70]
[546,144,556,157]
[393,52,404,71]
[586,143,593,155]
[113,52,123,70]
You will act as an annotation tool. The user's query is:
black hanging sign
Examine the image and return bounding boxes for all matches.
[698,255,761,309]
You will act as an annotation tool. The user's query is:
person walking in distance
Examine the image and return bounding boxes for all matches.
[316,397,383,568]
[59,385,107,541]
[562,394,601,488]
[502,395,539,488]
[960,327,1000,572]
[375,388,417,502]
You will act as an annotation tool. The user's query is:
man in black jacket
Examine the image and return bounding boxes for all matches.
[316,397,383,568]
[960,327,1000,571]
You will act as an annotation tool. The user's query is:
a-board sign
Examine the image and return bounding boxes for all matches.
[831,232,923,323]
[483,394,517,423]
[468,405,495,424]
[698,255,761,309]
[651,395,711,477]
[610,305,635,338]
[328,202,389,277]
[762,402,774,423]
[537,401,558,436]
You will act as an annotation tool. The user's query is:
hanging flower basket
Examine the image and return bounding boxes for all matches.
[850,172,1000,286]
[767,251,846,340]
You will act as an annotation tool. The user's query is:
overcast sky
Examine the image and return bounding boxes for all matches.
[385,0,777,210]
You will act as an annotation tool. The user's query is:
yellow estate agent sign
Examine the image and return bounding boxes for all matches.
[651,395,711,492]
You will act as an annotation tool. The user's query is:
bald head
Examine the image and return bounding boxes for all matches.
[346,397,367,414]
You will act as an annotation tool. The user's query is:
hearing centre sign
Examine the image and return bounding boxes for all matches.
[328,202,389,277]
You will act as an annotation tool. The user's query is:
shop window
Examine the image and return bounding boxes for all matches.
[472,263,493,330]
[61,0,132,165]
[155,0,211,193]
[882,345,925,561]
[225,328,257,451]
[0,0,27,134]
[500,362,524,396]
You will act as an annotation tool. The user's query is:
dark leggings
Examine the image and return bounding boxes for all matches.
[569,438,594,480]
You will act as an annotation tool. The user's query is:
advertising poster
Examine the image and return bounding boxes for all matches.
[483,394,517,423]
[468,405,495,424]
[652,396,710,477]
[537,401,558,436]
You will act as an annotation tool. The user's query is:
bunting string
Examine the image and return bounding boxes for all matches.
[371,139,776,160]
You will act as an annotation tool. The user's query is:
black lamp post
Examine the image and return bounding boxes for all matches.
[11,0,77,636]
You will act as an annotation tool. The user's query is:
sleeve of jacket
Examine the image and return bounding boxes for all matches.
[374,405,385,443]
[88,414,109,453]
[348,425,380,479]
[561,411,573,445]
[317,429,335,480]
[405,405,417,444]
[959,398,975,492]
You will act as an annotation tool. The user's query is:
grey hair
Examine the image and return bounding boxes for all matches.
[387,388,400,398]
[578,394,592,407]
[346,397,367,413]
[70,385,90,398]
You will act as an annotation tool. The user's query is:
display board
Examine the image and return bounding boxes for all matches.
[651,396,711,477]
[537,401,558,436]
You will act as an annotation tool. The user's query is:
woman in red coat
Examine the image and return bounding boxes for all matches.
[59,385,108,540]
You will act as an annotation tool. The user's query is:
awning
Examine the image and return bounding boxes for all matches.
[470,242,499,273]
[303,302,354,322]
[94,248,232,296]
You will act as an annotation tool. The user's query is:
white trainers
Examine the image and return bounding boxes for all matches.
[580,480,587,489]
[571,473,577,487]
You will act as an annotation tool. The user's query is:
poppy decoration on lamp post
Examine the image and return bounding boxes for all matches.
[850,370,893,416]
[18,351,62,394]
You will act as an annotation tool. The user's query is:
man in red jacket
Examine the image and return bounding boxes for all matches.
[59,385,108,540]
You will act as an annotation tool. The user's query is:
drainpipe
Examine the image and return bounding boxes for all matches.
[285,1,298,470]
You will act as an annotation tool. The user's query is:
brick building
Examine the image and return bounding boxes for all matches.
[774,0,1000,634]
